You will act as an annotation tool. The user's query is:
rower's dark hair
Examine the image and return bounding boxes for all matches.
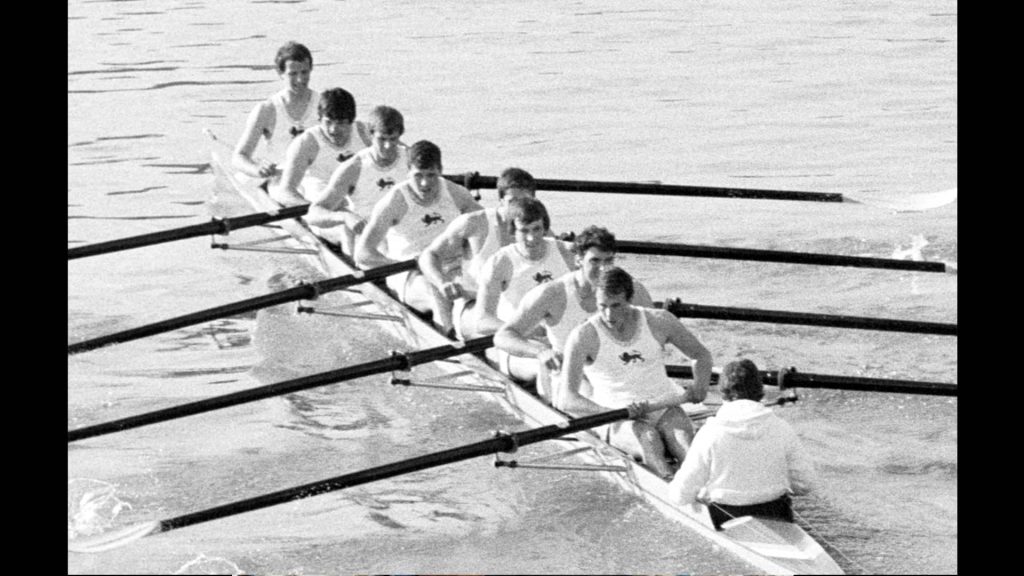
[318,88,356,123]
[409,140,442,170]
[497,167,537,199]
[506,197,551,235]
[275,41,313,72]
[573,225,616,255]
[596,266,634,301]
[720,358,765,402]
[367,105,404,136]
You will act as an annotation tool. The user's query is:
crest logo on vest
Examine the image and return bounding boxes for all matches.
[376,177,396,191]
[532,271,554,284]
[421,212,445,227]
[619,351,645,364]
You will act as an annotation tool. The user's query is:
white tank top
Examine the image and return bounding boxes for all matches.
[265,90,320,164]
[583,308,680,408]
[543,273,592,353]
[386,180,462,260]
[461,208,503,294]
[299,123,365,200]
[348,146,409,219]
[494,238,571,322]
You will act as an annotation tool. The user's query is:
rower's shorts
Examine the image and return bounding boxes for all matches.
[708,494,794,531]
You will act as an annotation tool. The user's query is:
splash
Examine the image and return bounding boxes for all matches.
[173,553,245,575]
[891,234,929,261]
[67,478,132,540]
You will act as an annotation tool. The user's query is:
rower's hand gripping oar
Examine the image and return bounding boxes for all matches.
[68,336,494,443]
[67,259,419,355]
[68,407,631,553]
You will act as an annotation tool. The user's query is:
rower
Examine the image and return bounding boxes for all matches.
[305,105,408,254]
[231,41,319,183]
[417,167,538,336]
[269,87,371,206]
[472,197,574,382]
[667,358,817,530]
[355,140,481,320]
[493,226,654,402]
[559,267,712,479]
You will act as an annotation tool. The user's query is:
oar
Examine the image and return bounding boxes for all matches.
[447,172,957,212]
[664,365,957,396]
[68,336,494,443]
[446,172,843,203]
[616,239,951,273]
[68,406,630,553]
[661,299,957,336]
[67,205,310,261]
[67,260,418,355]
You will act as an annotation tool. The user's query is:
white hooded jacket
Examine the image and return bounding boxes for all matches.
[668,399,816,506]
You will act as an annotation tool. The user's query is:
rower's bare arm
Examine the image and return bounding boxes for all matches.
[306,160,362,229]
[473,256,514,336]
[418,213,478,291]
[448,182,484,214]
[355,192,403,268]
[232,101,277,178]
[270,136,315,206]
[655,310,713,403]
[494,283,557,362]
[557,324,607,415]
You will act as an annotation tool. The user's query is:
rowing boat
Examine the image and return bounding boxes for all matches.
[208,145,844,575]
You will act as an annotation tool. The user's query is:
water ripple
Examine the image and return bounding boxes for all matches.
[141,162,212,174]
[68,214,195,221]
[107,186,168,196]
[69,66,179,76]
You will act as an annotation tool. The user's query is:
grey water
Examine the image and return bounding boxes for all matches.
[68,1,956,573]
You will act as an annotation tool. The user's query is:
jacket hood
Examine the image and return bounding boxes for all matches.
[704,399,774,439]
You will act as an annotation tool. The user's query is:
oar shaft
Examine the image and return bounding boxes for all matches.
[68,286,313,355]
[67,260,418,355]
[618,240,947,273]
[665,301,957,336]
[446,173,844,203]
[157,408,628,533]
[67,205,310,260]
[663,365,957,396]
[67,337,493,443]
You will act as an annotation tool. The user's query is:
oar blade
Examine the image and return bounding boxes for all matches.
[68,520,161,554]
[845,187,957,212]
